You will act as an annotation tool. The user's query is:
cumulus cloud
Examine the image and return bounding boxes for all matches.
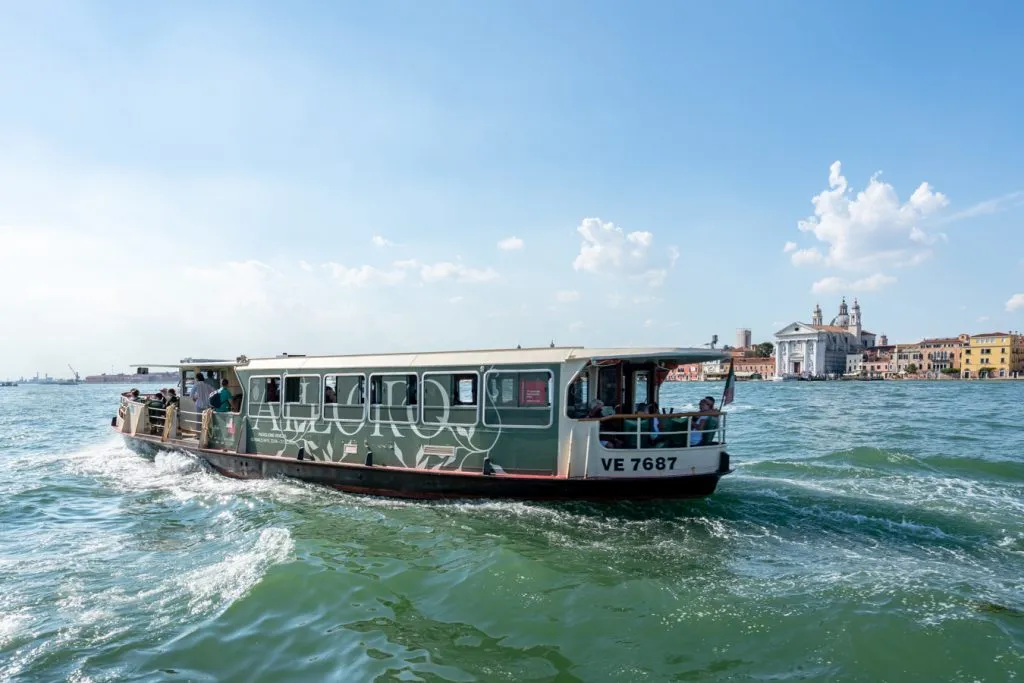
[791,248,824,266]
[419,262,499,283]
[1006,293,1024,313]
[498,236,524,251]
[572,217,678,287]
[794,161,949,272]
[371,235,395,247]
[811,273,897,294]
[298,260,313,272]
[783,241,798,253]
[556,290,580,303]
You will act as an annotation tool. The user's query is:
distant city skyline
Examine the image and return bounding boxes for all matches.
[1,2,1023,378]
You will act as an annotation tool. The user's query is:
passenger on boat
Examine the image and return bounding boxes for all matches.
[324,385,337,404]
[165,388,179,408]
[191,372,215,411]
[586,399,605,418]
[145,391,166,433]
[213,379,232,413]
[266,377,280,402]
[689,397,719,446]
[129,388,141,402]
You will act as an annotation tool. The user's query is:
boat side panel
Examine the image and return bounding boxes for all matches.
[230,363,562,476]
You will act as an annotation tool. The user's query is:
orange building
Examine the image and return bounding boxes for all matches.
[919,335,966,375]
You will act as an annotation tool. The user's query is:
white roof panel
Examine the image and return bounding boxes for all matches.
[241,346,727,372]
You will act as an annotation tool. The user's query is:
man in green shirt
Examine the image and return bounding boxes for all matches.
[213,379,233,413]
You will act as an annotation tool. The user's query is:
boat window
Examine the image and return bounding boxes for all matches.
[323,374,365,422]
[483,369,554,428]
[247,375,281,417]
[369,373,418,424]
[598,365,620,409]
[633,371,651,411]
[422,372,478,426]
[284,375,320,404]
[566,371,590,418]
[284,374,320,420]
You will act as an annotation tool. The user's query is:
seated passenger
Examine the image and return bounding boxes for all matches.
[266,378,280,402]
[689,397,719,446]
[324,385,338,404]
[586,399,605,418]
[129,388,142,402]
[165,388,180,407]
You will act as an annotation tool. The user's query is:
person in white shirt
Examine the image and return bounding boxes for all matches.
[191,372,215,411]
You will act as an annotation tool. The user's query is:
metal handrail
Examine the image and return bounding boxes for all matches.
[596,412,726,450]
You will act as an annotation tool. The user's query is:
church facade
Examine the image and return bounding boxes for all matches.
[774,299,878,378]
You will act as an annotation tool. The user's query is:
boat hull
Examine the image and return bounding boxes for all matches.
[120,432,726,502]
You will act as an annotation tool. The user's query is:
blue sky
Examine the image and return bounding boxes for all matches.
[1,1,1023,377]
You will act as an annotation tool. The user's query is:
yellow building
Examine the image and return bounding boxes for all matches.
[962,332,1024,378]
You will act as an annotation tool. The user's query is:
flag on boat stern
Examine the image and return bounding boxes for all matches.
[721,359,736,407]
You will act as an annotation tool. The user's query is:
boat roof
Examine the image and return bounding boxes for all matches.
[243,347,728,371]
[140,347,727,372]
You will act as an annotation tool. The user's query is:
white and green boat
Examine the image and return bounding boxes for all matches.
[113,346,734,501]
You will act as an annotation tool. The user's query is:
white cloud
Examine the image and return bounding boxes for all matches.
[371,235,395,247]
[556,290,580,303]
[944,191,1024,223]
[298,260,313,272]
[795,161,949,271]
[572,217,677,287]
[783,241,798,253]
[419,262,499,283]
[643,319,654,328]
[326,263,406,287]
[1006,293,1024,312]
[791,248,824,266]
[811,273,897,294]
[392,259,418,269]
[497,236,524,251]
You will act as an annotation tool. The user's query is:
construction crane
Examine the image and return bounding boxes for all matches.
[68,364,80,384]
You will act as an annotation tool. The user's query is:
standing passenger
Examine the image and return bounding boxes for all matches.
[191,372,215,411]
[214,379,232,413]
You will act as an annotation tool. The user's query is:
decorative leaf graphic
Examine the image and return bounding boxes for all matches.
[393,442,406,467]
[326,441,334,459]
[456,426,469,438]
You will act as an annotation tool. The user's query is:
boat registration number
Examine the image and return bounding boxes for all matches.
[600,456,678,472]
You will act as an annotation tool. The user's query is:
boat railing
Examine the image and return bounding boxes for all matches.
[178,409,203,435]
[586,411,726,450]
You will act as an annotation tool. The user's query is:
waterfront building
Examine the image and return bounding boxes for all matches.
[894,344,924,375]
[919,336,967,376]
[963,332,1024,378]
[666,363,703,381]
[775,298,877,377]
[845,353,863,376]
[861,345,896,378]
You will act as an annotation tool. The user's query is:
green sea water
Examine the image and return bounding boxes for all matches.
[1,381,1022,682]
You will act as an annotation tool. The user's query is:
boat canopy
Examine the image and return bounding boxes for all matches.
[240,346,727,372]
[129,359,238,370]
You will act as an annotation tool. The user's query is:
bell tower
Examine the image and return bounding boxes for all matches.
[850,298,862,338]
[812,303,822,326]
